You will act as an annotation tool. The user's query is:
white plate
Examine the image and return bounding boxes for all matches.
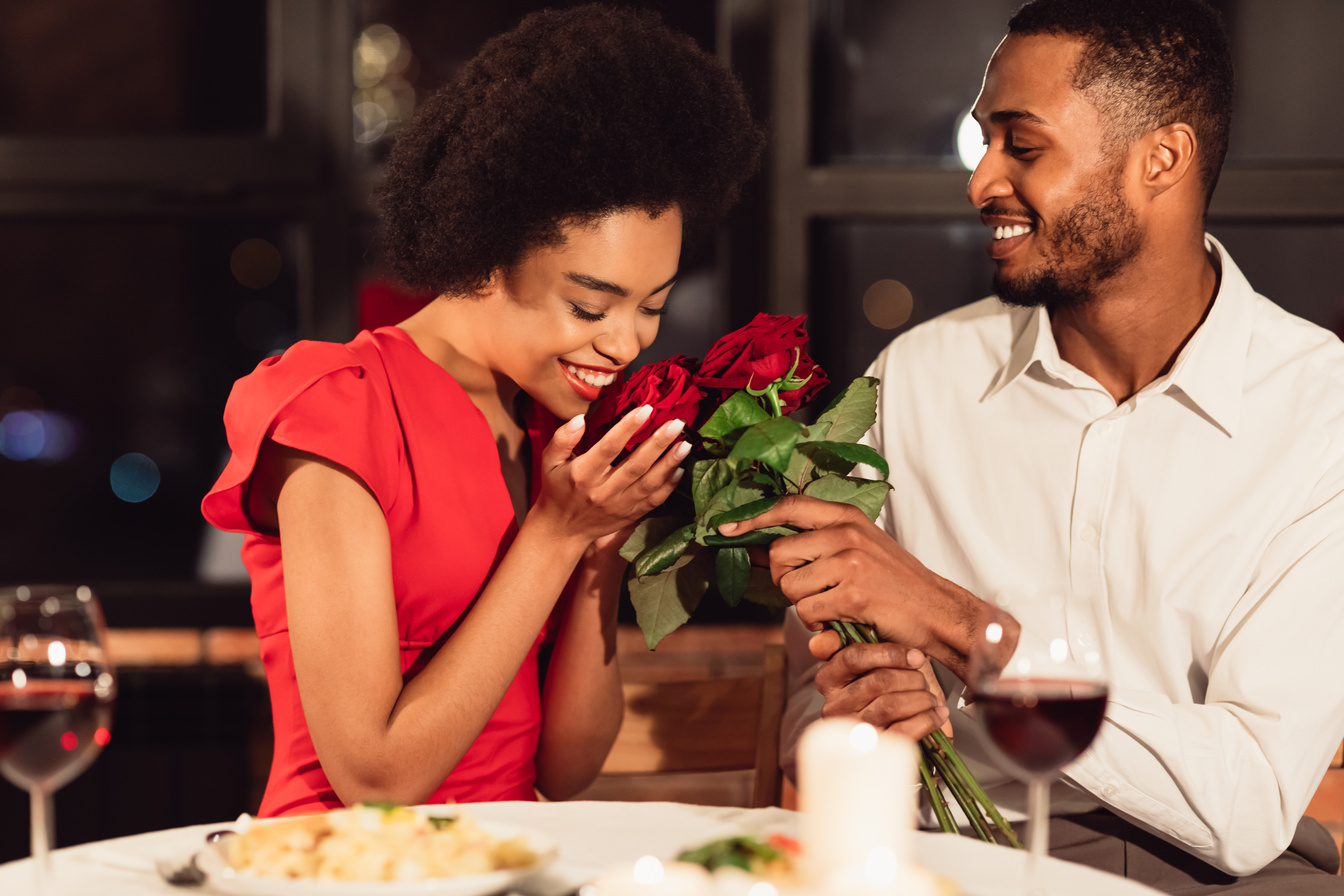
[196,809,559,896]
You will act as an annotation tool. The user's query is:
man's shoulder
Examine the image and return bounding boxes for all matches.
[1245,292,1344,388]
[867,296,1021,375]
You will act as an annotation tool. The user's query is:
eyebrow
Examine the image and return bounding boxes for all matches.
[565,270,679,298]
[986,109,1050,127]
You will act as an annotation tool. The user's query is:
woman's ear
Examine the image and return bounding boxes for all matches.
[1142,122,1199,199]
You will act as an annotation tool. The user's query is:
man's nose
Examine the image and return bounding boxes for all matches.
[967,150,1012,209]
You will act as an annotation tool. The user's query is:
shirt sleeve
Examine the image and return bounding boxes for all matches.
[1065,459,1344,875]
[201,341,403,534]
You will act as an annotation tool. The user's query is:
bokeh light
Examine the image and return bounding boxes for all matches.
[353,24,416,146]
[61,731,78,751]
[110,452,161,503]
[94,728,111,746]
[862,279,914,330]
[1,408,80,462]
[956,107,986,172]
[230,238,282,289]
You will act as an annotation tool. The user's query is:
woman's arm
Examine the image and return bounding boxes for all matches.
[533,533,627,800]
[266,410,684,807]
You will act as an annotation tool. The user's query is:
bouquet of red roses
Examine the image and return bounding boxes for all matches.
[584,312,1019,847]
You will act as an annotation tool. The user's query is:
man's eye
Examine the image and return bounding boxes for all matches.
[568,304,604,322]
[1007,142,1038,158]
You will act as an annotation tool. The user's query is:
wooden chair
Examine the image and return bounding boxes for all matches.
[570,642,788,808]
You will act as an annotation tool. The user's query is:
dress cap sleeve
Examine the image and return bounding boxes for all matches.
[201,340,402,533]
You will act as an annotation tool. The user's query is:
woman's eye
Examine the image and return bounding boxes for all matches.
[640,305,669,318]
[568,303,604,322]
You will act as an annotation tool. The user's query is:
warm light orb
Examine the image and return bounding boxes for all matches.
[746,882,778,896]
[60,731,78,751]
[848,721,879,754]
[47,640,67,666]
[632,856,664,885]
[94,728,112,746]
[955,107,986,171]
[1049,638,1069,663]
[861,279,914,330]
[985,621,1003,644]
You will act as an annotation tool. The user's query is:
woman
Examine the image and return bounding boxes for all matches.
[202,4,763,817]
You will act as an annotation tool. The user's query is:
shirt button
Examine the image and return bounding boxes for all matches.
[1102,784,1118,799]
[1080,526,1097,543]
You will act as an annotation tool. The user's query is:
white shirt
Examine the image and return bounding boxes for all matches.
[782,236,1344,875]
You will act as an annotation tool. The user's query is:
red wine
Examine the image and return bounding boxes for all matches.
[0,678,114,790]
[980,678,1107,776]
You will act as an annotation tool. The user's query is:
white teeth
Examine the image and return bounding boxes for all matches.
[566,365,616,388]
[993,224,1033,240]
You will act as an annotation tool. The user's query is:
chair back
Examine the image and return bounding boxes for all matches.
[572,642,787,808]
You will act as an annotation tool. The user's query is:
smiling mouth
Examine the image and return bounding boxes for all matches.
[993,224,1034,240]
[564,364,617,388]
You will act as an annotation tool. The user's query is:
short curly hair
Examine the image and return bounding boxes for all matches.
[376,4,766,297]
[1009,0,1234,206]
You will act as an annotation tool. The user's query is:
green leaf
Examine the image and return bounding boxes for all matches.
[715,547,750,607]
[728,416,806,474]
[702,527,795,546]
[743,565,790,608]
[632,523,696,577]
[628,549,714,649]
[619,515,685,564]
[693,478,768,543]
[809,376,879,444]
[802,473,893,521]
[698,390,770,444]
[691,458,736,517]
[797,440,890,480]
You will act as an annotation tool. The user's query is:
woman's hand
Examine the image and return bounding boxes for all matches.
[533,405,690,543]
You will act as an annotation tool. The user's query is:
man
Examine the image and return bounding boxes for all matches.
[718,0,1344,891]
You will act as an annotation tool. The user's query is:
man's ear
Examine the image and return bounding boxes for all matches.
[1142,122,1198,198]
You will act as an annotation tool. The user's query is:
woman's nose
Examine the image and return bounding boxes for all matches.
[594,316,641,366]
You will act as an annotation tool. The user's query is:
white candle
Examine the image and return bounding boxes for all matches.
[798,719,920,893]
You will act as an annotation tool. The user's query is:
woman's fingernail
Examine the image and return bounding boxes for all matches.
[673,441,691,459]
[567,414,585,430]
[671,467,685,484]
[633,405,653,423]
[664,418,686,436]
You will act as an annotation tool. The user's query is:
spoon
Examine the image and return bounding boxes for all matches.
[154,829,235,888]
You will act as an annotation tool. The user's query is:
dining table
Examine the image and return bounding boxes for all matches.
[0,799,1163,896]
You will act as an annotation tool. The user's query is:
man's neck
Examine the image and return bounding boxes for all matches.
[1050,235,1219,404]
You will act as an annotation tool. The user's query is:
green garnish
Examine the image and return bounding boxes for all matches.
[677,836,781,872]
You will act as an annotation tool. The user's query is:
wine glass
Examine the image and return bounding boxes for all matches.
[0,585,117,895]
[968,591,1108,895]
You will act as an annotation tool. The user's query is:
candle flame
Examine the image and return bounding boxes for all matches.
[632,856,664,884]
[848,721,879,753]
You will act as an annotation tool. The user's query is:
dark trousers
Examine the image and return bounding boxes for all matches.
[1037,811,1343,894]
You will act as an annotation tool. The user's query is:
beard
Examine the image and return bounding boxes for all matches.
[993,173,1143,313]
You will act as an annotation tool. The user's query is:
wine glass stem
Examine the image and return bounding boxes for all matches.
[31,785,52,895]
[1025,777,1050,896]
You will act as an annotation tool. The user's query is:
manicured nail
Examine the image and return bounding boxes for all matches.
[673,441,691,459]
[671,467,685,484]
[663,418,686,436]
[567,414,585,430]
[633,405,653,423]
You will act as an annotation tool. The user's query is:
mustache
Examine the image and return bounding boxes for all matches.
[980,206,1035,223]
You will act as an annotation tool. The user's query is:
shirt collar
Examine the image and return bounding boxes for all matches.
[983,234,1256,437]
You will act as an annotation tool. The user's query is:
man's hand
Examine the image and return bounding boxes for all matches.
[718,494,977,674]
[812,640,952,741]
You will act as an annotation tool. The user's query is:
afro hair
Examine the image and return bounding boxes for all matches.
[376,4,767,298]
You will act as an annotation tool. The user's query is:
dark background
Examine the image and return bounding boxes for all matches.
[1,0,1341,860]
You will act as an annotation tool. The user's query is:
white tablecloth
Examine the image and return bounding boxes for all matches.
[0,800,1162,896]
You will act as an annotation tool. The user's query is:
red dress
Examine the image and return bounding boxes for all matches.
[201,327,558,817]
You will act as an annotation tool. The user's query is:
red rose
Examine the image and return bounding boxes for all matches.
[694,313,828,415]
[583,355,705,451]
